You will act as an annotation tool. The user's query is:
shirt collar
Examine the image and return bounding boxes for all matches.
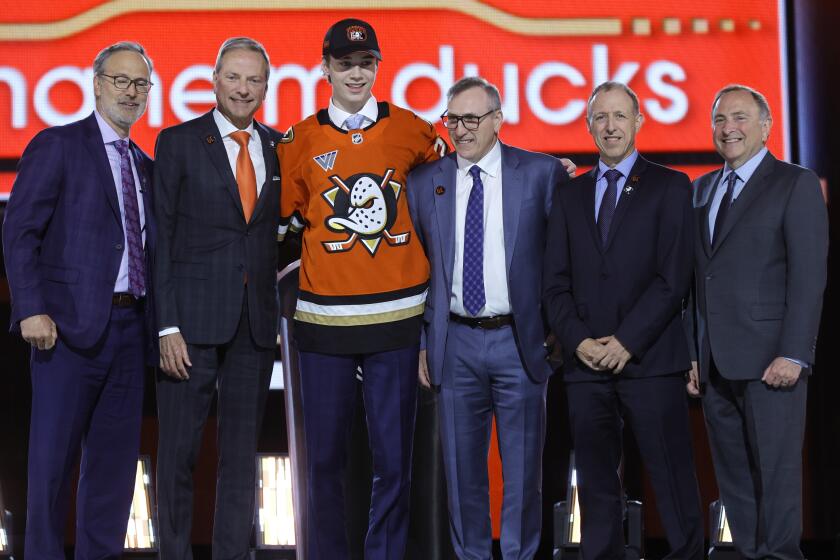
[456,139,502,179]
[94,110,126,145]
[328,96,379,128]
[213,108,256,140]
[722,147,767,184]
[597,150,638,182]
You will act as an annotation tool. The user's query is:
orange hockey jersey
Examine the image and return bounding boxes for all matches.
[278,102,448,354]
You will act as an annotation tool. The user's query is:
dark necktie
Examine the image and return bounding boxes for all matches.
[113,140,145,297]
[598,168,622,246]
[462,165,486,316]
[713,171,738,246]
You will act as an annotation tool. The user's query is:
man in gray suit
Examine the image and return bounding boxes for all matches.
[407,76,571,559]
[687,84,828,560]
[153,37,282,559]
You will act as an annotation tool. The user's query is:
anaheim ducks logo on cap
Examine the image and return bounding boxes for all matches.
[346,25,367,42]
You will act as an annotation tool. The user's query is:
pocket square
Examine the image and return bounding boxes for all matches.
[272,176,281,181]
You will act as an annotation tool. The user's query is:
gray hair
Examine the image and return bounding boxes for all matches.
[93,41,153,75]
[711,84,772,122]
[215,37,271,80]
[447,76,502,111]
[586,81,640,121]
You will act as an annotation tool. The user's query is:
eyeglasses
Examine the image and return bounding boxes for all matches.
[440,109,496,131]
[98,73,153,93]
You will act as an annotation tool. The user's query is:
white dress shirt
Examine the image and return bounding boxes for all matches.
[213,108,266,194]
[94,110,146,295]
[450,140,510,316]
[328,95,379,129]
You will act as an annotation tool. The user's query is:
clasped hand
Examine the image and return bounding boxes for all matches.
[576,336,631,373]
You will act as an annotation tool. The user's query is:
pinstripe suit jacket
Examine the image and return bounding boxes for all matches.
[153,110,282,348]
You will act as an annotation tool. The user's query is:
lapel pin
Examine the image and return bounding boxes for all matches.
[435,185,446,195]
[206,135,216,144]
[624,175,640,194]
[269,140,276,148]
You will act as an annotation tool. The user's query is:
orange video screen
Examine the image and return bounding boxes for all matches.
[0,1,790,198]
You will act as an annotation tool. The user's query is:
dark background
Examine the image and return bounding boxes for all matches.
[1,0,838,557]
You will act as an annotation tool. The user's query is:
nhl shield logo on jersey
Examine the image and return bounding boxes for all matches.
[320,168,410,256]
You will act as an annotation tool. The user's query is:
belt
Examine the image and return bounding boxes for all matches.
[112,292,143,308]
[449,312,513,330]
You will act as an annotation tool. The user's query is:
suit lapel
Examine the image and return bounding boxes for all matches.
[433,155,457,289]
[251,122,277,223]
[130,142,154,250]
[711,152,775,254]
[81,113,122,227]
[699,169,722,258]
[603,155,647,250]
[500,144,523,273]
[199,111,244,219]
[579,166,601,252]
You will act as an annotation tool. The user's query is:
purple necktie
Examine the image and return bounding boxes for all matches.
[113,140,146,297]
[598,168,622,246]
[462,165,486,316]
[713,171,738,247]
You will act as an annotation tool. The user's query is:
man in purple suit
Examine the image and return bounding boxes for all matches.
[2,41,156,559]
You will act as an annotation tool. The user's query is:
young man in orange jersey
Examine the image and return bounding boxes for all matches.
[277,18,448,559]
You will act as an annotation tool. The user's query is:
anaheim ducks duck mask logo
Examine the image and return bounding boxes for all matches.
[321,168,410,255]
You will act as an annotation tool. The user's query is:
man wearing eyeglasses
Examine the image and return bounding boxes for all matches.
[407,76,572,559]
[3,41,157,558]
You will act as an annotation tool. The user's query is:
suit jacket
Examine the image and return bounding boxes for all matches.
[3,112,157,357]
[407,143,567,385]
[543,155,694,382]
[688,152,828,381]
[153,111,282,348]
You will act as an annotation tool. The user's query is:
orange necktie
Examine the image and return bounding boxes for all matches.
[230,130,257,222]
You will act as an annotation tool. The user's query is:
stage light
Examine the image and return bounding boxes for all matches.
[553,451,643,560]
[255,454,296,548]
[553,452,582,558]
[565,456,582,545]
[716,503,733,544]
[0,482,12,558]
[0,511,10,558]
[709,500,738,559]
[124,456,157,552]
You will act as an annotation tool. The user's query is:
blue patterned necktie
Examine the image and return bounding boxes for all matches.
[462,165,486,316]
[344,113,365,130]
[713,171,738,246]
[113,140,145,297]
[598,168,622,246]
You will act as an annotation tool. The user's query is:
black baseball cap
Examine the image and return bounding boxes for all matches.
[322,18,382,60]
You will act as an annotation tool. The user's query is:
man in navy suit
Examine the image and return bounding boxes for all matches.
[542,82,703,560]
[3,42,156,559]
[408,76,570,559]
